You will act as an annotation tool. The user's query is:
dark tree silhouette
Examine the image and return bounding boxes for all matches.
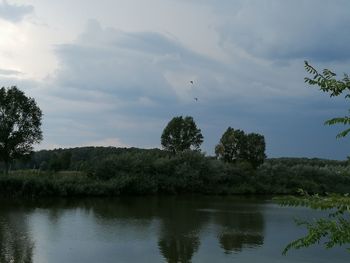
[215,127,246,163]
[0,86,42,173]
[215,127,266,169]
[161,116,203,154]
[245,133,266,169]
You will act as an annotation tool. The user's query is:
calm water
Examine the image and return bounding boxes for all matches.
[0,196,348,263]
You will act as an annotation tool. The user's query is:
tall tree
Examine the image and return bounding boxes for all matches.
[215,127,246,163]
[161,116,203,154]
[215,127,266,169]
[215,127,266,168]
[0,86,42,174]
[245,133,266,169]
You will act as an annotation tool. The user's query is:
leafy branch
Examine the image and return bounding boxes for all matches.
[275,190,350,255]
[304,61,350,138]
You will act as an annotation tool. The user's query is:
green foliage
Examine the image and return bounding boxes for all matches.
[215,127,246,163]
[0,86,42,173]
[48,151,72,171]
[245,133,267,169]
[1,148,350,197]
[215,127,266,169]
[304,61,350,138]
[93,150,238,194]
[259,160,350,194]
[8,146,144,172]
[161,116,203,154]
[275,191,350,254]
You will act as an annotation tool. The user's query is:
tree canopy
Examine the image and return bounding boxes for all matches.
[215,127,266,168]
[215,127,246,163]
[161,116,203,154]
[245,133,267,169]
[0,86,42,173]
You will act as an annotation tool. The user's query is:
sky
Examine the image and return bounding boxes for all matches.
[0,0,350,159]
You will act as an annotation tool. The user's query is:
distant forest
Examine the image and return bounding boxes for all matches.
[4,147,347,172]
[0,146,349,197]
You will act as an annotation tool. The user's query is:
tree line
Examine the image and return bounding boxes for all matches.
[0,86,266,173]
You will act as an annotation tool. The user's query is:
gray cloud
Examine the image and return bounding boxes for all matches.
[52,20,234,106]
[3,15,348,159]
[0,0,34,22]
[0,68,21,76]
[188,0,350,62]
[38,19,348,159]
[37,20,218,148]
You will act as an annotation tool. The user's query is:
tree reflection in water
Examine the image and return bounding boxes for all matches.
[219,231,264,254]
[215,202,265,254]
[158,235,199,263]
[0,206,34,263]
[157,197,208,263]
[156,197,265,262]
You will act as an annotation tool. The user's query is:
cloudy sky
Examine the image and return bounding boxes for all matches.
[1,0,350,159]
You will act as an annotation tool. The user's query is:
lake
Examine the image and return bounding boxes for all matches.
[0,196,348,263]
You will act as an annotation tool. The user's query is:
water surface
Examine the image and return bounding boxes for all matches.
[0,196,348,262]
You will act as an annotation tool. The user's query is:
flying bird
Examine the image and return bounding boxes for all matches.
[190,81,198,101]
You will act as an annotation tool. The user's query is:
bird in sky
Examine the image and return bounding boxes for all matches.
[190,81,198,101]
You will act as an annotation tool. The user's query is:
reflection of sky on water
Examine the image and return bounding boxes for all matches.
[0,197,348,263]
[29,210,162,263]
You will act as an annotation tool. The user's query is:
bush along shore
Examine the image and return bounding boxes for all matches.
[0,147,349,197]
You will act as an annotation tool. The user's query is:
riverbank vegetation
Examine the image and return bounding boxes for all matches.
[0,146,349,197]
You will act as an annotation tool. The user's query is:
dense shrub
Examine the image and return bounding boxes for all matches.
[0,147,349,197]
